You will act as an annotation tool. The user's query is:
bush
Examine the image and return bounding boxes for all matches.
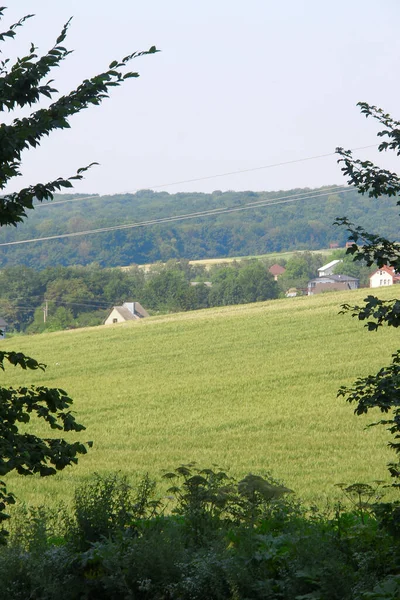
[1,469,400,599]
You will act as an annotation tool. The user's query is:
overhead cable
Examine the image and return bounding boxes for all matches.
[0,186,353,247]
[34,143,377,208]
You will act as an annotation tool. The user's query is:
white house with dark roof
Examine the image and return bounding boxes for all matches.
[317,260,343,277]
[308,274,359,295]
[104,302,149,325]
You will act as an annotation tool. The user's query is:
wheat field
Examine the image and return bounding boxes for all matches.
[3,287,399,507]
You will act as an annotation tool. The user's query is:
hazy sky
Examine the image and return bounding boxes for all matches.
[3,1,400,195]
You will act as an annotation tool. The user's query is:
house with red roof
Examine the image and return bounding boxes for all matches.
[268,264,286,281]
[369,266,400,288]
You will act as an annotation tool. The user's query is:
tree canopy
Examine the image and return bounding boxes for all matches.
[336,103,400,483]
[0,8,157,541]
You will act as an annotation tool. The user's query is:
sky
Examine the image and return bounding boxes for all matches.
[3,0,400,196]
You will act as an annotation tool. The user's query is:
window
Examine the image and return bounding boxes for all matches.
[112,318,118,323]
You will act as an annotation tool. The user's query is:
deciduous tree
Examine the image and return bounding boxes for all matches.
[0,7,157,540]
[335,103,400,483]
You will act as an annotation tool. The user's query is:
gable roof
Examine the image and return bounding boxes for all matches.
[124,302,149,318]
[113,306,137,320]
[370,265,399,279]
[317,259,342,273]
[329,274,359,282]
[309,274,359,284]
[269,264,286,276]
[108,302,150,321]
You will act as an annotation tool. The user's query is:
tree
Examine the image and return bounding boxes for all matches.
[278,251,324,292]
[236,260,278,303]
[0,8,157,540]
[331,250,372,287]
[335,102,400,483]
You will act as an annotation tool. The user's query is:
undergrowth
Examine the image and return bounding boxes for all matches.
[0,467,400,599]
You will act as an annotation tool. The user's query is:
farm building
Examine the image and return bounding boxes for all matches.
[308,274,359,295]
[317,260,343,277]
[268,264,286,281]
[104,302,149,325]
[369,265,400,288]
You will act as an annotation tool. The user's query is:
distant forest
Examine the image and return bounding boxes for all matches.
[0,185,398,268]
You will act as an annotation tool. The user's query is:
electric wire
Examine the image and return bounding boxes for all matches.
[33,143,377,208]
[0,185,354,247]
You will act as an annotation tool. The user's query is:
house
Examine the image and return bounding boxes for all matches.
[0,318,7,339]
[104,302,149,325]
[308,274,359,295]
[317,260,343,277]
[268,264,286,281]
[369,265,400,288]
[190,281,212,287]
[285,288,298,297]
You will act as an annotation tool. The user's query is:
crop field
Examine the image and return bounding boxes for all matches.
[3,286,400,508]
[133,247,334,271]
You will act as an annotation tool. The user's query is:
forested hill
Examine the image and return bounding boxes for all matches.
[0,186,398,268]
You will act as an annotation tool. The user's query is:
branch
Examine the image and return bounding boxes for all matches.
[0,163,97,226]
[0,46,158,189]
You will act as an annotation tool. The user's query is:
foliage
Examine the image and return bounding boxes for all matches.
[207,260,278,306]
[0,350,89,543]
[331,250,373,287]
[70,472,160,550]
[277,251,325,291]
[0,259,282,333]
[1,186,400,269]
[2,287,398,508]
[336,102,400,482]
[0,6,156,538]
[0,469,399,599]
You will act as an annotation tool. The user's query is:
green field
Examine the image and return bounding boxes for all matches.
[3,287,399,507]
[134,247,335,271]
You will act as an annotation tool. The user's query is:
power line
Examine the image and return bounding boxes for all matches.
[33,143,377,208]
[134,144,377,190]
[0,185,353,247]
[0,299,111,310]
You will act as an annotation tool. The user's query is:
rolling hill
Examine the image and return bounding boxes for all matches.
[0,186,399,268]
[3,286,398,508]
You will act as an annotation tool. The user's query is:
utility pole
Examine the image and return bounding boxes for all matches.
[43,299,48,323]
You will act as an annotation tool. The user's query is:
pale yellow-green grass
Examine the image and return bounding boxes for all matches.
[130,248,334,271]
[2,287,399,507]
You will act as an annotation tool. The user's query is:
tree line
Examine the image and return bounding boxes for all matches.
[0,250,373,334]
[0,260,276,333]
[0,186,398,269]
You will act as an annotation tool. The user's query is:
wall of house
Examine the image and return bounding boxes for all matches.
[104,308,125,325]
[370,271,393,288]
[308,282,350,295]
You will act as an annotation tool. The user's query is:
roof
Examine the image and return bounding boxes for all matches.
[113,306,137,320]
[269,264,286,276]
[0,318,7,327]
[317,259,342,273]
[309,274,359,284]
[370,265,400,279]
[329,274,359,282]
[124,302,149,318]
[310,281,354,294]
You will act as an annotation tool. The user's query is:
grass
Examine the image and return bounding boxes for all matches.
[2,286,400,508]
[132,247,335,271]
